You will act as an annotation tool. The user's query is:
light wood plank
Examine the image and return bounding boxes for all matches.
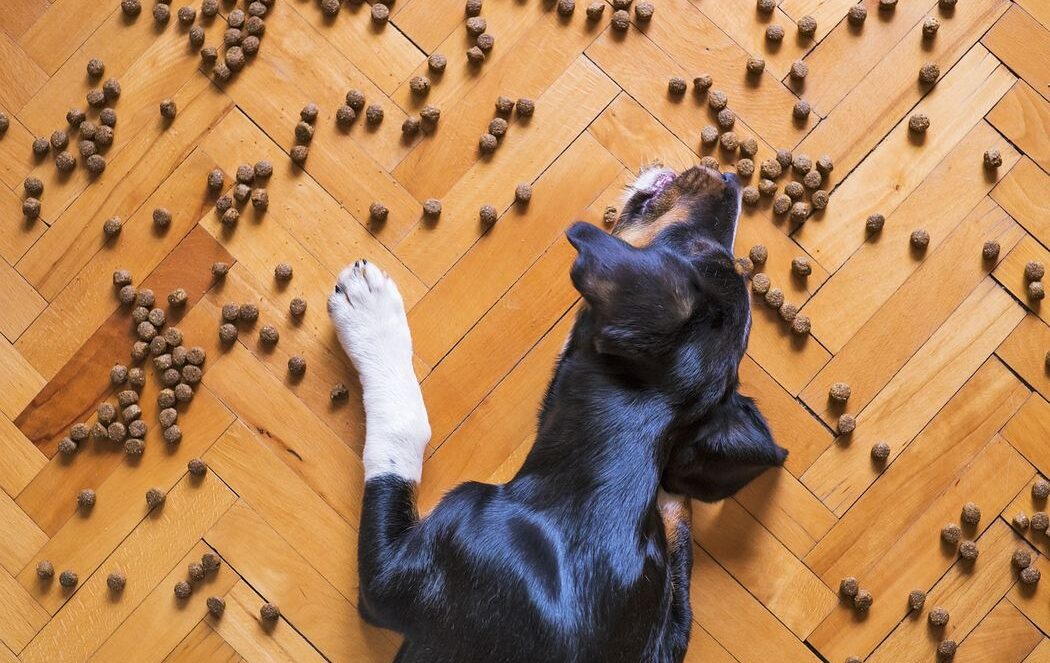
[997,315,1050,401]
[991,157,1050,247]
[988,82,1050,173]
[983,6,1050,103]
[209,581,327,663]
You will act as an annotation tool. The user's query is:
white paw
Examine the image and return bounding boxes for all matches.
[328,261,430,482]
[327,260,411,379]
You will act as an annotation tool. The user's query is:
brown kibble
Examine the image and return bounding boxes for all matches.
[60,570,78,588]
[201,552,221,573]
[289,297,307,317]
[51,130,70,151]
[747,245,768,265]
[871,442,890,461]
[765,24,784,41]
[479,133,498,154]
[853,589,873,611]
[479,204,498,226]
[764,287,784,309]
[288,355,307,377]
[37,560,55,580]
[751,273,771,295]
[779,302,797,322]
[466,15,486,35]
[128,420,147,439]
[32,136,51,157]
[1030,281,1046,301]
[793,99,811,120]
[790,201,810,223]
[251,188,268,211]
[736,159,754,179]
[812,190,829,210]
[719,132,739,151]
[423,198,442,217]
[160,99,177,120]
[983,149,1002,169]
[866,213,885,233]
[929,606,950,626]
[735,257,754,277]
[837,414,856,435]
[634,1,653,20]
[941,523,962,544]
[259,324,279,344]
[153,207,172,229]
[919,63,940,84]
[295,121,314,144]
[961,502,981,526]
[188,457,207,477]
[700,126,719,147]
[94,124,114,147]
[488,117,508,138]
[1024,261,1046,282]
[274,262,293,282]
[773,194,791,215]
[56,151,76,172]
[1034,479,1050,500]
[923,16,940,37]
[174,383,193,403]
[908,589,925,611]
[611,9,630,30]
[174,580,192,599]
[910,228,930,250]
[879,0,898,9]
[146,487,166,509]
[365,104,384,125]
[802,170,822,190]
[938,639,957,659]
[122,0,141,16]
[603,206,618,226]
[1014,512,1030,530]
[958,540,978,561]
[331,383,350,401]
[58,438,77,455]
[153,2,170,22]
[261,602,280,621]
[791,257,811,277]
[163,425,182,445]
[745,57,765,76]
[789,60,808,81]
[717,108,736,130]
[1021,566,1041,585]
[371,3,389,22]
[219,323,238,343]
[335,105,356,128]
[86,154,107,176]
[797,15,816,38]
[1013,548,1033,569]
[839,576,859,598]
[908,113,930,133]
[699,156,719,171]
[741,186,760,206]
[77,488,96,509]
[514,183,533,205]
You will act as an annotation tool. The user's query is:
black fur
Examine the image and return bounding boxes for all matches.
[357,168,786,661]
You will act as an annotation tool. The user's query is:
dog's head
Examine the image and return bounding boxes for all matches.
[567,165,786,502]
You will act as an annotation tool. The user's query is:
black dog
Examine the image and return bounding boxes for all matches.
[327,165,787,662]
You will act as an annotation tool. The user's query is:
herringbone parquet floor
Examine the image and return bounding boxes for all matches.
[0,0,1048,660]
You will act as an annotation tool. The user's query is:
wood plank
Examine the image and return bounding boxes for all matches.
[0,254,45,343]
[693,0,813,80]
[988,82,1050,173]
[0,333,45,421]
[391,0,470,54]
[0,0,48,40]
[89,542,240,663]
[982,6,1050,103]
[805,358,1028,581]
[794,46,1015,272]
[991,157,1050,247]
[204,421,359,603]
[15,150,223,379]
[0,30,48,111]
[17,0,112,75]
[993,235,1050,326]
[954,600,1043,663]
[419,310,575,512]
[16,384,234,611]
[204,501,400,662]
[802,279,1026,514]
[393,55,620,286]
[692,498,837,639]
[1024,639,1050,663]
[163,621,242,663]
[208,581,326,663]
[800,199,1023,424]
[0,412,46,498]
[997,315,1050,401]
[0,564,48,654]
[14,225,230,458]
[808,437,1029,663]
[0,100,36,193]
[0,488,45,576]
[801,124,1020,354]
[407,131,622,367]
[868,521,1028,663]
[733,466,837,559]
[690,544,821,662]
[201,342,366,525]
[1003,393,1050,479]
[19,474,236,663]
[743,284,832,397]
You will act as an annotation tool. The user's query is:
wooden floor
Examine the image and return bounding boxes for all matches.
[0,0,1048,660]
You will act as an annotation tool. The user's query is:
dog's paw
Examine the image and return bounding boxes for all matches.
[328,261,411,375]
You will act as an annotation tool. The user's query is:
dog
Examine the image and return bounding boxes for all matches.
[327,165,787,663]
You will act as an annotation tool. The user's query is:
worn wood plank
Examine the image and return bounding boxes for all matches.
[997,315,1050,401]
[991,157,1050,247]
[988,82,1050,173]
[983,6,1050,103]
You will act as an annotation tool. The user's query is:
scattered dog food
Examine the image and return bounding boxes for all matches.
[259,324,279,344]
[489,117,508,138]
[793,100,811,120]
[958,540,978,561]
[557,0,575,16]
[516,98,535,117]
[961,502,981,526]
[751,273,771,295]
[58,437,77,455]
[56,151,76,172]
[1021,566,1041,585]
[791,257,812,277]
[910,228,930,250]
[837,414,856,435]
[207,595,226,617]
[260,602,281,621]
[219,323,238,344]
[790,314,812,336]
[611,9,630,30]
[1024,261,1045,281]
[745,57,765,76]
[1033,479,1050,500]
[923,16,940,37]
[289,297,307,317]
[797,16,816,38]
[748,245,768,265]
[423,198,442,217]
[668,76,687,96]
[764,287,784,309]
[515,183,533,204]
[937,639,957,659]
[635,2,654,20]
[717,108,736,130]
[848,5,867,24]
[983,149,1002,168]
[1030,282,1046,301]
[274,263,293,281]
[981,240,1000,261]
[700,126,719,146]
[908,589,926,611]
[331,383,350,401]
[871,442,890,461]
[1014,512,1030,530]
[735,257,754,277]
[772,194,791,215]
[919,63,940,84]
[586,2,605,20]
[789,60,808,81]
[402,116,421,135]
[188,457,208,477]
[371,3,390,23]
[105,571,126,593]
[77,488,96,509]
[174,580,192,599]
[365,104,384,125]
[145,487,166,509]
[736,159,754,178]
[742,186,759,206]
[719,132,739,151]
[1013,548,1033,569]
[59,570,79,588]
[853,589,873,611]
[790,201,810,223]
[941,523,962,544]
[866,213,885,234]
[909,113,930,133]
[765,24,784,42]
[928,606,950,626]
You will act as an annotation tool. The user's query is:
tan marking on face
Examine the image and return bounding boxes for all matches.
[615,167,727,248]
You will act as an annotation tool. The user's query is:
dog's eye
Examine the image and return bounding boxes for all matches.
[334,284,343,294]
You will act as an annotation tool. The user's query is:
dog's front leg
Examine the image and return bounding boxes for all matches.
[329,261,432,632]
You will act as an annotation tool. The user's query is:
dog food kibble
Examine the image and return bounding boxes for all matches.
[250,188,268,211]
[152,207,173,230]
[736,159,755,179]
[707,90,728,112]
[779,302,798,322]
[611,9,631,30]
[802,170,822,190]
[865,213,886,234]
[908,113,930,134]
[335,105,356,128]
[121,0,141,17]
[746,57,765,76]
[36,560,55,580]
[557,0,575,16]
[201,596,226,618]
[961,502,981,526]
[111,363,129,385]
[700,126,719,147]
[272,262,294,282]
[719,132,739,151]
[77,488,96,509]
[829,382,852,403]
[1022,566,1042,585]
[586,1,606,19]
[330,383,350,401]
[55,151,76,172]
[478,133,499,154]
[742,186,760,206]
[103,571,126,594]
[487,117,509,139]
[908,589,926,611]
[751,273,771,295]
[86,154,107,176]
[466,16,487,36]
[177,5,196,24]
[772,195,791,215]
[163,425,182,445]
[983,149,1002,169]
[122,404,142,422]
[136,287,156,307]
[281,354,306,378]
[128,419,147,439]
[189,25,205,47]
[513,183,533,205]
[261,602,281,621]
[919,63,940,84]
[879,0,898,9]
[58,437,77,455]
[79,139,98,159]
[793,100,811,120]
[202,552,222,573]
[667,76,688,96]
[958,540,978,561]
[108,421,127,442]
[371,3,390,22]
[514,98,535,118]
[941,523,962,544]
[145,487,166,509]
[128,367,146,389]
[699,156,719,171]
[717,108,736,130]
[938,640,958,660]
[929,607,950,626]
[635,2,654,20]
[174,580,192,600]
[285,297,306,318]
[50,130,69,151]
[1030,282,1046,301]
[160,99,177,120]
[740,138,759,158]
[102,77,122,101]
[940,0,957,7]
[186,458,208,479]
[98,403,117,426]
[478,204,499,226]
[839,576,859,598]
[1024,261,1046,282]
[764,287,784,309]
[59,570,79,588]
[1031,480,1050,502]
[765,24,784,41]
[790,202,810,223]
[259,325,279,344]
[1014,512,1030,530]
[422,198,443,219]
[735,257,754,277]
[759,159,782,179]
[219,323,238,344]
[95,124,114,147]
[791,257,812,277]
[837,414,856,435]
[747,245,768,265]
[365,104,384,125]
[160,367,180,387]
[910,228,930,250]
[153,2,171,23]
[811,190,829,210]
[853,589,873,611]
[788,60,809,82]
[294,121,314,144]
[1013,547,1033,569]
[848,4,867,25]
[32,137,50,157]
[475,31,495,49]
[923,16,940,38]
[779,309,805,337]
[797,15,817,38]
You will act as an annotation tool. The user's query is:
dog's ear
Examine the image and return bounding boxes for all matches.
[662,392,787,502]
[567,222,698,356]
